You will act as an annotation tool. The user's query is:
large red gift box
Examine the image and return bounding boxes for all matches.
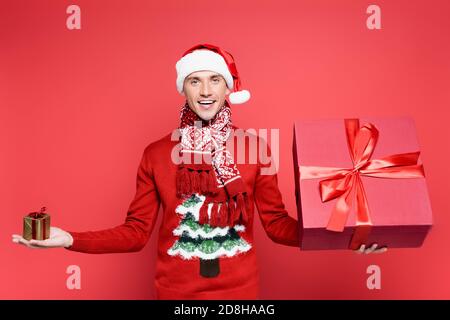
[293,117,433,250]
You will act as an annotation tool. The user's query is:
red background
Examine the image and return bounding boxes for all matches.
[1,0,449,299]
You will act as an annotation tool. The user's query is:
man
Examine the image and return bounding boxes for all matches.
[12,44,386,299]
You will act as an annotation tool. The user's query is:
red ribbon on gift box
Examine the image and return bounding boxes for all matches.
[299,119,425,249]
[28,207,48,239]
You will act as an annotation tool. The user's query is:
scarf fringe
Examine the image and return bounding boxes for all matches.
[210,202,219,227]
[199,201,209,225]
[234,193,249,225]
[197,193,249,228]
[176,167,218,198]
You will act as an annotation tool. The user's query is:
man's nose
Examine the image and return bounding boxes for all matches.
[200,83,212,97]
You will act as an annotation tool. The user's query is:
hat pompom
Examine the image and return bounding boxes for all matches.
[229,90,250,104]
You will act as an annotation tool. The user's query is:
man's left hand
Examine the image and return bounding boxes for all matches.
[355,243,387,254]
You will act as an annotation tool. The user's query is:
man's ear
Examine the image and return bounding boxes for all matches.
[225,87,231,95]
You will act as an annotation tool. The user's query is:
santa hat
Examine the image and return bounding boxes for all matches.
[175,43,251,104]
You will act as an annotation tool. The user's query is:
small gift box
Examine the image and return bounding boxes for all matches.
[23,207,51,240]
[293,117,433,250]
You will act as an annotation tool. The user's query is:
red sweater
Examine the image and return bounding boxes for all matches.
[65,129,300,299]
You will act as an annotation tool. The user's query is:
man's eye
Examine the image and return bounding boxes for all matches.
[212,78,220,83]
[191,80,198,85]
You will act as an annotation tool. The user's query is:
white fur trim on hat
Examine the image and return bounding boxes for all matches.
[176,50,234,93]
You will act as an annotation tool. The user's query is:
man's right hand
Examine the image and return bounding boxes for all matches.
[12,227,73,249]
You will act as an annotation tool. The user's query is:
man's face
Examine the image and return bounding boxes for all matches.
[182,70,231,121]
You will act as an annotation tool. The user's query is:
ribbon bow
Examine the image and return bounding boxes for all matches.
[299,119,425,249]
[28,206,47,219]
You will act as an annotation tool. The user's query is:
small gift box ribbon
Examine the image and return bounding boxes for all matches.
[28,206,47,219]
[299,119,425,249]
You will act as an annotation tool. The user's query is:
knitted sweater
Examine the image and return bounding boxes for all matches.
[65,128,300,299]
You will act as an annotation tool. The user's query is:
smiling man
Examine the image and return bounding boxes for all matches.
[12,43,386,300]
[183,71,230,121]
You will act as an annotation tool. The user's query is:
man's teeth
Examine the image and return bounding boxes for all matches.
[198,100,215,105]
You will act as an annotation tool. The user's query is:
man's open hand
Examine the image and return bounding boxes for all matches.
[12,227,73,249]
[355,243,387,254]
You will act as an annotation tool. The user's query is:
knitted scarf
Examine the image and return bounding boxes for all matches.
[175,100,249,228]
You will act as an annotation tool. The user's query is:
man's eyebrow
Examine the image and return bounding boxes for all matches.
[186,74,222,81]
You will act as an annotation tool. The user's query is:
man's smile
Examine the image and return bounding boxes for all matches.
[197,100,216,110]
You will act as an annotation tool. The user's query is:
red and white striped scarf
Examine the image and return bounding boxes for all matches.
[175,100,249,227]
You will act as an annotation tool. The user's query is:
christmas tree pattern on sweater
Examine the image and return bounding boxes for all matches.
[168,194,251,277]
